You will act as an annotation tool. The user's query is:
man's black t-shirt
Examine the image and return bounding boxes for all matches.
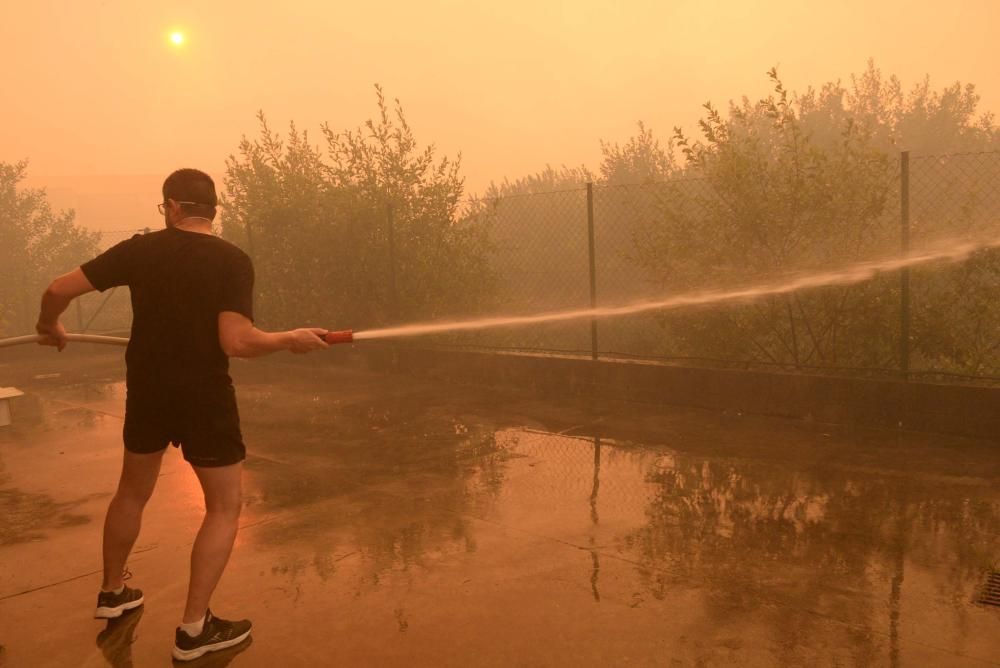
[80,227,254,389]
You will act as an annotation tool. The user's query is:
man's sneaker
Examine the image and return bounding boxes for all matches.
[172,609,252,661]
[95,585,144,619]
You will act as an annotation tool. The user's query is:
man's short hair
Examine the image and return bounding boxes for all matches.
[163,168,218,221]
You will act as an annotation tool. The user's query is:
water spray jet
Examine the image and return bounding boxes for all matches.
[351,237,1000,342]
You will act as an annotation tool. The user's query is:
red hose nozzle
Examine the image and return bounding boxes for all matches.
[322,329,354,345]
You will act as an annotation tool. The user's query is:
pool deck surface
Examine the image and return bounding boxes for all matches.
[0,347,998,667]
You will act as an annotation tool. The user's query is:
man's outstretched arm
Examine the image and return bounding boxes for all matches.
[218,311,329,358]
[37,268,97,350]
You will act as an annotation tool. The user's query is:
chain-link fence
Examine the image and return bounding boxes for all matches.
[442,150,999,384]
[908,152,1000,381]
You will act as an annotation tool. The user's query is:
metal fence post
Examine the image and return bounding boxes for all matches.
[586,183,598,360]
[387,201,399,321]
[900,151,911,380]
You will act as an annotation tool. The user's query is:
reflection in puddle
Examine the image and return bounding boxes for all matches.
[253,420,1000,664]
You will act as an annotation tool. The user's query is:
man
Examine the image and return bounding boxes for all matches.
[35,168,329,661]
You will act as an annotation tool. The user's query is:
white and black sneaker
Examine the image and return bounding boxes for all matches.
[172,609,252,661]
[95,585,145,619]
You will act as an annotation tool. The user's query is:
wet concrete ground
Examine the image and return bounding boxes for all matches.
[0,348,999,667]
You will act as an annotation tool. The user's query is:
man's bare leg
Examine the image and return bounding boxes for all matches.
[182,462,243,623]
[102,449,165,590]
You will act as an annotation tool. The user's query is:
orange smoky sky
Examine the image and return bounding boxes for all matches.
[2,0,998,231]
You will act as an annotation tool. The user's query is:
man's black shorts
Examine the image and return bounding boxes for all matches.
[123,382,246,467]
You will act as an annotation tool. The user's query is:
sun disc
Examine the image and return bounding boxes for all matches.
[170,31,185,46]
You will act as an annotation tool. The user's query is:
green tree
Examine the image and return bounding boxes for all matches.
[0,161,100,335]
[322,86,492,323]
[223,114,340,327]
[608,65,999,373]
[599,121,678,185]
[638,68,897,367]
[223,87,494,330]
